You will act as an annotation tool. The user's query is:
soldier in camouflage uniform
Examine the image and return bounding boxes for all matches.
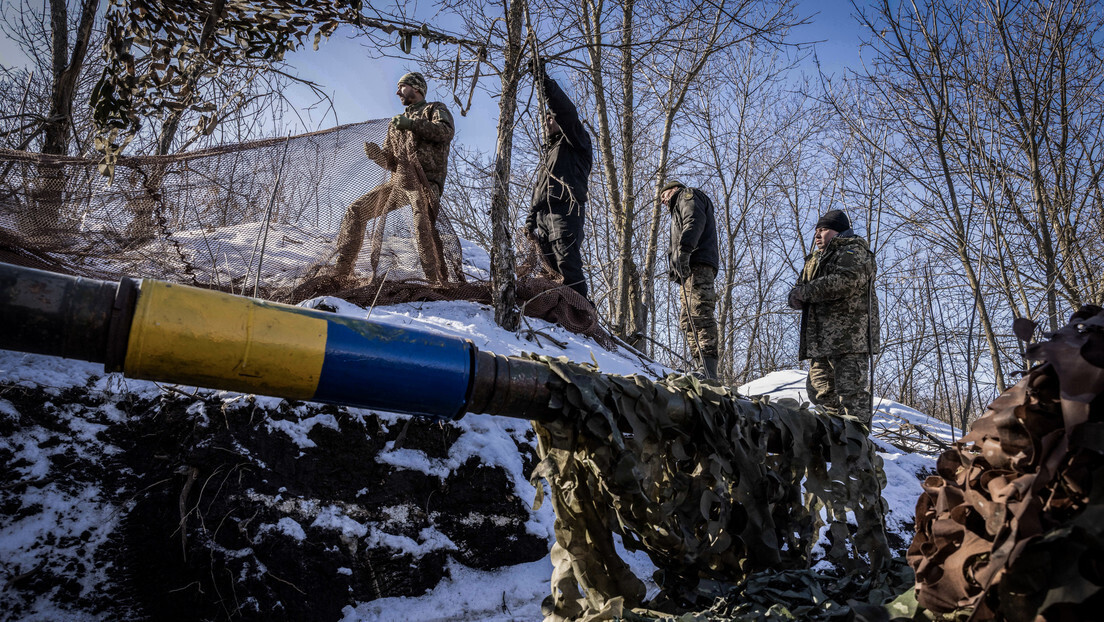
[788,209,880,429]
[662,180,720,380]
[333,71,455,283]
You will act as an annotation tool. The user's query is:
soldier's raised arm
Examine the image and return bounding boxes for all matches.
[540,72,590,151]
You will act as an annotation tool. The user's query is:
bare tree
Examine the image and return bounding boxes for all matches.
[1,0,99,233]
[680,37,819,382]
[825,0,1104,424]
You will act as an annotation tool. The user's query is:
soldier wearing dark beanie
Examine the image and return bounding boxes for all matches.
[815,209,851,233]
[787,208,879,431]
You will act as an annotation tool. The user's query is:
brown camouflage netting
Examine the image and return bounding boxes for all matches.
[289,232,609,344]
[0,123,604,340]
[527,355,892,621]
[0,120,464,287]
[906,305,1104,621]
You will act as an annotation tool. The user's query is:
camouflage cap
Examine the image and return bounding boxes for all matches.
[397,71,428,95]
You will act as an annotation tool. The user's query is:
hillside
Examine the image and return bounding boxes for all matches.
[0,292,946,621]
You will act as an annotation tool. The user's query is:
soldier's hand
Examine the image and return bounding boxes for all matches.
[679,257,692,280]
[391,114,413,132]
[787,286,806,310]
[672,256,691,282]
[364,142,382,159]
[526,55,548,77]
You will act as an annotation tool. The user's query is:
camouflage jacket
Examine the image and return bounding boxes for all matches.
[372,100,455,191]
[797,231,880,359]
[667,186,719,279]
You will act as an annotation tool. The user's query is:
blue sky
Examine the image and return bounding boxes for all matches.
[0,1,871,154]
[281,0,870,153]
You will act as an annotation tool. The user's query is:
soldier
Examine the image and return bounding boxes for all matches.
[332,71,455,283]
[661,180,719,380]
[787,209,880,429]
[525,61,593,300]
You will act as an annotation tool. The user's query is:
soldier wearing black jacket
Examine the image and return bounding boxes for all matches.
[525,66,593,299]
[662,180,720,380]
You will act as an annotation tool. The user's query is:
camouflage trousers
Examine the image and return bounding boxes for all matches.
[678,264,718,363]
[806,353,872,428]
[333,180,447,283]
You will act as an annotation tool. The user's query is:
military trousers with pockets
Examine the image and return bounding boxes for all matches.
[333,181,447,284]
[678,264,718,364]
[534,210,587,299]
[806,352,872,428]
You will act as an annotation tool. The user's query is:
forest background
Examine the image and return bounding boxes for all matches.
[1,0,1102,435]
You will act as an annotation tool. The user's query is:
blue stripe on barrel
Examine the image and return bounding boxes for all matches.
[315,317,473,420]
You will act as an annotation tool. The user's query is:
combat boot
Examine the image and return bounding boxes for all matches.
[703,356,719,380]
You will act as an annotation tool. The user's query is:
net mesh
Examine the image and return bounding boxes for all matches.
[0,121,604,340]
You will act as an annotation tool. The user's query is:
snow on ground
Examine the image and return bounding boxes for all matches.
[101,221,493,288]
[1,223,955,620]
[309,300,943,620]
[1,297,953,622]
[1,296,951,621]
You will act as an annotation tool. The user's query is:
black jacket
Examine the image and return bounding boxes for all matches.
[667,186,719,277]
[530,75,593,218]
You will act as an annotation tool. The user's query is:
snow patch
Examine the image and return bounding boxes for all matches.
[266,412,340,449]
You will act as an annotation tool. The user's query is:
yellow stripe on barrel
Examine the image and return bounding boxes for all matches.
[124,280,327,398]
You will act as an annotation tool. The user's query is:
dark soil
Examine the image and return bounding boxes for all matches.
[0,381,547,622]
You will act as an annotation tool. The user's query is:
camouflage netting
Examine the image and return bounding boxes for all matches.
[0,122,603,339]
[893,305,1104,622]
[526,355,896,621]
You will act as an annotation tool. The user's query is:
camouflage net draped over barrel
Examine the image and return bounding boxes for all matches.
[527,354,893,621]
[903,305,1104,621]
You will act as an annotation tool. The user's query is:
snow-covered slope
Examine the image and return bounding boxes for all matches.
[1,296,945,621]
[2,223,949,620]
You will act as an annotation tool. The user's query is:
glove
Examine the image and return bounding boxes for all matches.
[391,114,413,132]
[787,286,806,310]
[364,141,382,160]
[526,56,548,77]
[525,211,542,240]
[670,255,691,282]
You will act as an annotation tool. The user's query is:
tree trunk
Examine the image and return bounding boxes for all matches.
[640,9,726,349]
[613,0,646,345]
[489,0,523,331]
[581,0,628,334]
[642,111,676,351]
[31,0,99,234]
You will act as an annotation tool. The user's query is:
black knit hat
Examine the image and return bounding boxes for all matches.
[815,209,851,232]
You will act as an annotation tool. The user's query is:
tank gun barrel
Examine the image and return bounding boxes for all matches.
[0,262,687,423]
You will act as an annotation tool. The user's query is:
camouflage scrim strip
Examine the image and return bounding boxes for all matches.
[906,305,1104,621]
[526,355,891,621]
